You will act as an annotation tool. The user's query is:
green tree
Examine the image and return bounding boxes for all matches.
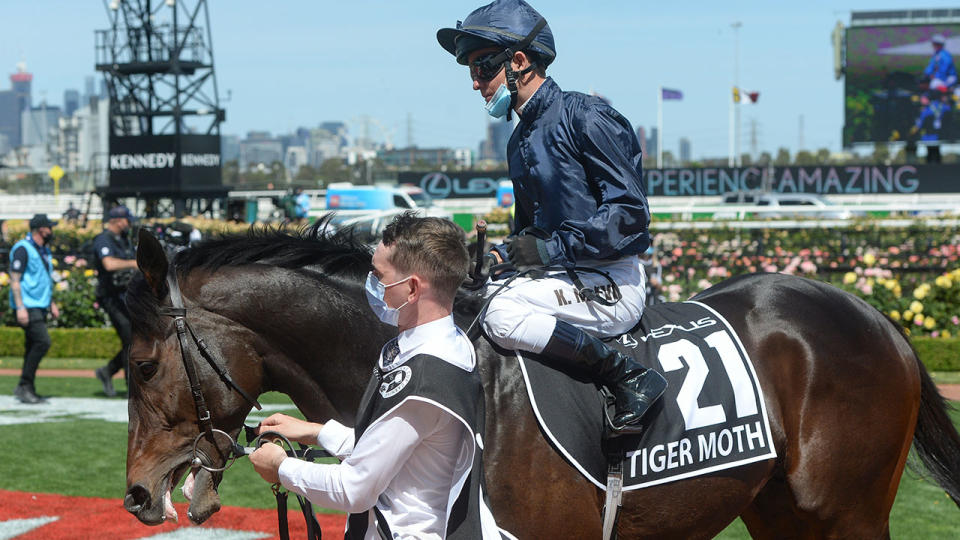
[815,148,832,164]
[794,150,817,166]
[294,164,319,183]
[774,147,791,166]
[318,158,352,186]
[872,142,890,165]
[756,151,773,166]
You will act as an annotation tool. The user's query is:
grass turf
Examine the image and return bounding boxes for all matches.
[1,374,958,536]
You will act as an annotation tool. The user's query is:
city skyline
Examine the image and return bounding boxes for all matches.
[3,1,959,161]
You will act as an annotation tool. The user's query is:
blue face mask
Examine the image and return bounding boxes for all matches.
[365,272,411,326]
[484,83,512,118]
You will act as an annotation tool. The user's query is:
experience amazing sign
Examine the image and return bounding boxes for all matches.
[645,164,958,196]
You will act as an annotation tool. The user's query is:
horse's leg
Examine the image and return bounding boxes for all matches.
[739,309,919,538]
[480,351,603,538]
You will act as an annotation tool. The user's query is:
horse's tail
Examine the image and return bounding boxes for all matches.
[911,346,960,507]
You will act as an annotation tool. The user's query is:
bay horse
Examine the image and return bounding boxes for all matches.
[122,224,960,538]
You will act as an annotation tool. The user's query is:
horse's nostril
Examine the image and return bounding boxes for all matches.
[124,484,150,514]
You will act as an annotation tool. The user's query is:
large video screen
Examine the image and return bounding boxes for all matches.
[845,24,960,145]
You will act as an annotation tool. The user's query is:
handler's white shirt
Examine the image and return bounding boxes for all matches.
[278,315,491,540]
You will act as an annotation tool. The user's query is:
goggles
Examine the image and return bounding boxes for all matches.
[470,53,506,82]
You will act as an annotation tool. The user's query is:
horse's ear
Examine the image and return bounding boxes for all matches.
[137,228,168,298]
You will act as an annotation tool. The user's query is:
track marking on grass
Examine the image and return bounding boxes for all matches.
[0,516,59,539]
[0,396,295,426]
[0,490,346,539]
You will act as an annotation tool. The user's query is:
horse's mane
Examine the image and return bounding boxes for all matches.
[126,217,373,336]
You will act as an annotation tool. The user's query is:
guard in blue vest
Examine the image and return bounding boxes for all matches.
[8,214,59,404]
[438,0,667,434]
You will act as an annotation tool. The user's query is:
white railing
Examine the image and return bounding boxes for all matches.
[0,195,103,221]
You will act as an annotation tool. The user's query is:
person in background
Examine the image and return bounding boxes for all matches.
[295,186,311,223]
[639,245,663,306]
[924,34,957,92]
[8,214,59,404]
[62,202,81,223]
[93,206,138,397]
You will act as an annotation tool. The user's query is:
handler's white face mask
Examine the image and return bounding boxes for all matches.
[365,272,411,326]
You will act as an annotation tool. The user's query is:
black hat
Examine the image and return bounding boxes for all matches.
[29,214,58,230]
[107,205,134,221]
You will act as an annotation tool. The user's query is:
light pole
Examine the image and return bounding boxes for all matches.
[730,21,742,167]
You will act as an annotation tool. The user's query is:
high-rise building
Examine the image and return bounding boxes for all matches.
[479,118,513,162]
[64,89,80,117]
[679,137,691,164]
[221,134,241,162]
[84,76,95,103]
[11,62,32,113]
[239,131,283,170]
[636,126,647,158]
[0,62,33,148]
[646,127,658,164]
[21,104,62,147]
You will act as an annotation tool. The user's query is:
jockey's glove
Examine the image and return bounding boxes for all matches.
[507,235,551,268]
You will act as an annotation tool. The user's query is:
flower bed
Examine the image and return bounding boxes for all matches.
[651,224,960,338]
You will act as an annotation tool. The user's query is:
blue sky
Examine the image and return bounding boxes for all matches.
[1,1,956,160]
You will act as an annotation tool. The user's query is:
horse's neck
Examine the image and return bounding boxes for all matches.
[202,266,392,426]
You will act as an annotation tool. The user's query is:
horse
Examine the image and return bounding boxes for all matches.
[122,224,960,539]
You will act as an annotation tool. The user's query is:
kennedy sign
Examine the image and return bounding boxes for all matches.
[107,134,223,195]
[646,165,960,196]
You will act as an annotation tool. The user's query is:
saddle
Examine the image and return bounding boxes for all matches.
[469,299,777,492]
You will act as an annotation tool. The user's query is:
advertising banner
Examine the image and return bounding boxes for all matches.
[645,164,959,196]
[398,170,509,200]
[845,24,960,145]
[405,165,960,199]
[107,135,223,195]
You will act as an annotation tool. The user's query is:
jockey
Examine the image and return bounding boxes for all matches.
[438,0,667,434]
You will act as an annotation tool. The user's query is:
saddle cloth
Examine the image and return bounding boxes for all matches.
[516,300,777,490]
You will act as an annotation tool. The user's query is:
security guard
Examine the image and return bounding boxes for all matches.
[8,214,59,404]
[438,0,666,433]
[93,206,138,397]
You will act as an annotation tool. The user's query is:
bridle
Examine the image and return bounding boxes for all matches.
[152,265,324,539]
[158,269,263,473]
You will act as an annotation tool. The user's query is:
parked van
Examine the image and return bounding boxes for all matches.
[325,183,433,211]
[323,183,449,244]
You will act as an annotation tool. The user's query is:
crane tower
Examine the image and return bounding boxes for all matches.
[95,0,226,216]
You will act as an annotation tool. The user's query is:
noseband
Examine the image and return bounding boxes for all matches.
[158,269,263,472]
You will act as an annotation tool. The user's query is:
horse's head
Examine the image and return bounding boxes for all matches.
[123,229,265,525]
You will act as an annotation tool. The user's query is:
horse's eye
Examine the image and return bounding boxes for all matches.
[138,361,158,380]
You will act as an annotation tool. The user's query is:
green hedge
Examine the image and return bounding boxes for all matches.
[912,337,960,371]
[0,327,120,359]
[0,327,956,370]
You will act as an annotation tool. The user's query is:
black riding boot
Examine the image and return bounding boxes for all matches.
[541,320,667,434]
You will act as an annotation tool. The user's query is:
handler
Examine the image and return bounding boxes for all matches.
[437,0,667,433]
[250,213,503,539]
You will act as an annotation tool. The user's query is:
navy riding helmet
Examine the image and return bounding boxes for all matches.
[436,0,556,66]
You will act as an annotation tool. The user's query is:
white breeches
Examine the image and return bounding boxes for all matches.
[482,257,647,354]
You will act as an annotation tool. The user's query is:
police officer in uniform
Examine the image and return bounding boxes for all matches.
[93,206,138,397]
[438,0,666,433]
[8,214,59,404]
[250,213,504,539]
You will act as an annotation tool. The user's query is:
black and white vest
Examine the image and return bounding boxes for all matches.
[344,352,494,540]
